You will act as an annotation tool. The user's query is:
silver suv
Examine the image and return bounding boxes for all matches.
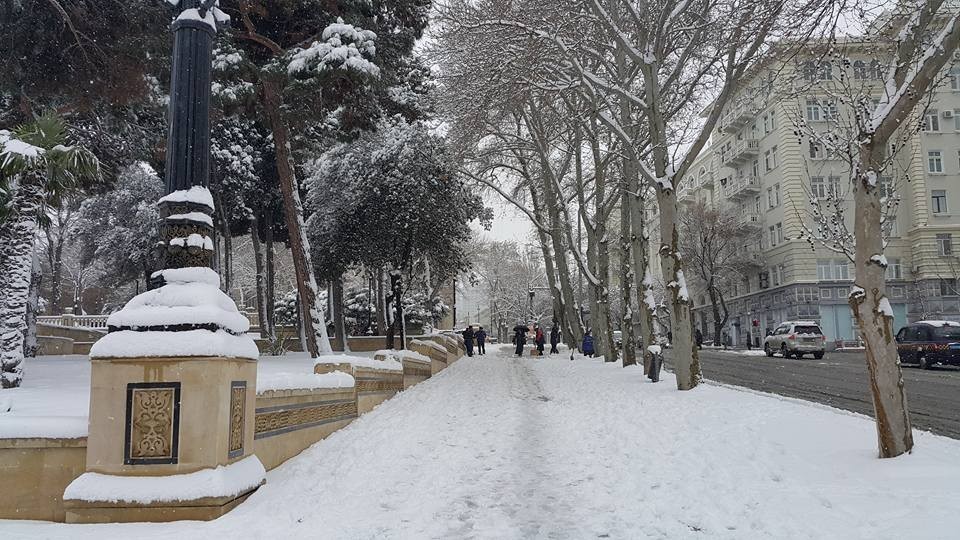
[763,321,826,359]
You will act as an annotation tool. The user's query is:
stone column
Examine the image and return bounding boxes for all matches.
[64,1,265,523]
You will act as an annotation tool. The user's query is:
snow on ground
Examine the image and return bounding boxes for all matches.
[703,347,769,356]
[3,344,959,538]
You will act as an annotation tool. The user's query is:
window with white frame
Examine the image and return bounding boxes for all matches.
[775,222,783,244]
[801,61,816,81]
[752,159,760,177]
[774,184,781,206]
[823,101,838,120]
[818,61,833,80]
[929,150,944,173]
[764,150,772,172]
[755,196,761,214]
[853,60,867,79]
[817,259,832,280]
[763,114,771,134]
[771,265,781,286]
[770,110,776,129]
[769,225,777,247]
[870,60,884,79]
[879,176,894,199]
[932,190,948,214]
[936,233,953,256]
[805,99,821,121]
[771,146,778,168]
[767,187,774,209]
[834,259,850,280]
[811,176,826,198]
[923,109,940,131]
[885,216,900,237]
[951,65,960,91]
[886,258,902,280]
[828,175,842,197]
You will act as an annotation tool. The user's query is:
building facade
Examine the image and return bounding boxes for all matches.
[666,42,960,347]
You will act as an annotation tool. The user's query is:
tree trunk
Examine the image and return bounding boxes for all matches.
[619,190,636,367]
[332,275,350,352]
[528,184,566,337]
[390,271,405,349]
[261,77,331,356]
[630,180,656,375]
[375,269,387,335]
[850,150,913,458]
[0,180,43,388]
[219,200,233,296]
[250,214,268,338]
[709,283,724,345]
[540,173,584,348]
[264,209,277,340]
[24,248,42,358]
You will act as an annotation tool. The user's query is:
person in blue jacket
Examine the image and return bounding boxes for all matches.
[581,330,595,358]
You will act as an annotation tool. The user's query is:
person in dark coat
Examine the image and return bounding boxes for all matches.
[462,325,475,357]
[581,330,595,358]
[534,325,545,355]
[513,324,527,357]
[549,324,560,354]
[695,328,703,349]
[476,326,487,355]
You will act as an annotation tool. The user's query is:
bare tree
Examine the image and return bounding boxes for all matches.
[794,1,960,457]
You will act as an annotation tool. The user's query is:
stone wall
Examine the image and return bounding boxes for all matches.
[0,437,87,522]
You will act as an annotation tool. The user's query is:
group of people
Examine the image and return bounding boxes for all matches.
[460,326,487,357]
[512,323,561,357]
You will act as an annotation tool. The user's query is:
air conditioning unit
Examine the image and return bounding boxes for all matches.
[943,110,954,119]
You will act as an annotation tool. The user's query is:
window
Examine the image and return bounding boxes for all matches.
[818,61,833,80]
[770,110,776,130]
[937,233,954,255]
[811,176,826,198]
[823,101,838,121]
[870,60,884,80]
[771,146,778,168]
[771,265,781,286]
[923,109,940,132]
[879,176,894,199]
[928,151,943,173]
[820,288,832,299]
[774,184,781,207]
[769,225,777,247]
[801,60,816,81]
[809,140,823,159]
[752,159,760,177]
[853,60,867,80]
[775,222,783,244]
[828,175,842,197]
[887,216,899,237]
[764,150,772,172]
[941,278,959,297]
[755,196,761,214]
[834,259,850,280]
[886,258,902,280]
[767,187,774,209]
[951,65,960,91]
[932,190,948,214]
[763,113,772,134]
[817,259,832,280]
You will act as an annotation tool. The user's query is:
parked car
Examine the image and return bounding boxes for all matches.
[895,320,960,369]
[763,321,826,359]
[614,330,622,349]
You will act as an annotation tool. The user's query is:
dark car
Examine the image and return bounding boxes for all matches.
[895,321,960,369]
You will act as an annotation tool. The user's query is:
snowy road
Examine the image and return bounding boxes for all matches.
[4,345,960,539]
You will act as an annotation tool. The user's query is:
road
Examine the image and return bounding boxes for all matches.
[665,348,960,439]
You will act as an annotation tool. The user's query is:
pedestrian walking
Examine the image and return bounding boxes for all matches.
[581,330,595,358]
[462,325,475,357]
[476,326,487,355]
[513,323,527,357]
[695,328,703,350]
[549,323,560,354]
[535,325,545,355]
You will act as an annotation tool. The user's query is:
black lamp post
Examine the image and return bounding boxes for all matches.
[154,0,227,280]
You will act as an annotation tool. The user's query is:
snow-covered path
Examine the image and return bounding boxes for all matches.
[4,345,960,539]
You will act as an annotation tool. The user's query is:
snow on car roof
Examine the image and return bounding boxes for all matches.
[916,320,960,327]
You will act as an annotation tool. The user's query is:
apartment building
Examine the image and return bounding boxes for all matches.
[663,41,960,347]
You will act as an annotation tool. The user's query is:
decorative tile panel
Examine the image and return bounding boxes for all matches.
[125,382,181,465]
[355,376,403,395]
[228,381,246,459]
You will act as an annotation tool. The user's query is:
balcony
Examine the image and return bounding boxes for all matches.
[679,186,696,203]
[722,138,760,167]
[720,101,758,133]
[723,175,761,199]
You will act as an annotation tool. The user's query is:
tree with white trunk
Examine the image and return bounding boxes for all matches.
[793,0,960,457]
